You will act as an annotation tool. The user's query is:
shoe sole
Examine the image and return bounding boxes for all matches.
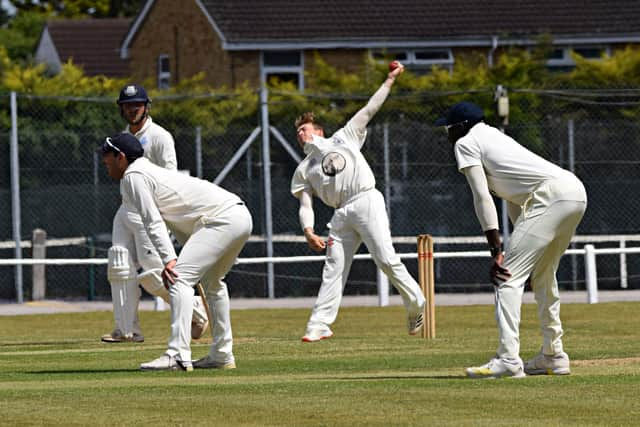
[101,337,144,343]
[301,332,333,343]
[524,367,570,375]
[140,362,193,372]
[465,371,526,379]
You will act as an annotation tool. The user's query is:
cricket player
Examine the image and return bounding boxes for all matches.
[99,132,252,371]
[436,101,587,378]
[102,84,208,343]
[291,61,426,342]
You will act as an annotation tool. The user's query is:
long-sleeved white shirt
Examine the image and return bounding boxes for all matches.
[126,117,177,170]
[121,158,243,264]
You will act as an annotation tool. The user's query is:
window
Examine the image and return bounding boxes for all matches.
[158,54,170,89]
[545,46,609,71]
[261,51,304,90]
[372,49,454,74]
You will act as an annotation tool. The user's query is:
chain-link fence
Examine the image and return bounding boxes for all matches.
[2,87,640,301]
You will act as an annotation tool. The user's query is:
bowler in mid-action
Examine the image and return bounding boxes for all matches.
[291,61,426,342]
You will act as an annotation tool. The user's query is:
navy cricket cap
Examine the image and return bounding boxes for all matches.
[97,133,144,161]
[435,101,484,126]
[117,84,151,104]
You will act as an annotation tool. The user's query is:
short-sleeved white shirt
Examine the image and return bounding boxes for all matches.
[454,122,572,205]
[290,121,376,208]
[126,117,177,170]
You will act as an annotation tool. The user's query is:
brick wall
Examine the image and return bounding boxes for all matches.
[127,0,260,88]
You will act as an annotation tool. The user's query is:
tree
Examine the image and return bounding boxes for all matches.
[11,0,143,17]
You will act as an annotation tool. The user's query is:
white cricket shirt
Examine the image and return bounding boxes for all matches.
[454,122,573,206]
[126,117,177,170]
[121,158,243,264]
[290,122,376,209]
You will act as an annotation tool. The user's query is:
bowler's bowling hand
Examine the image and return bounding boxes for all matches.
[490,253,511,286]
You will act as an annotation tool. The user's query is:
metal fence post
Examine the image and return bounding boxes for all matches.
[195,126,203,178]
[260,85,275,298]
[10,91,23,304]
[377,123,390,307]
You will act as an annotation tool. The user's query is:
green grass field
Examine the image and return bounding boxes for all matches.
[1,302,640,426]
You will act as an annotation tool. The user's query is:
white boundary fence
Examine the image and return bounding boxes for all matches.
[2,234,640,305]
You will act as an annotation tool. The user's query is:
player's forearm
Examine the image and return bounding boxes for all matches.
[298,190,315,233]
[349,82,392,130]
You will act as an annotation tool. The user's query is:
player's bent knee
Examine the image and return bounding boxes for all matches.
[138,269,169,300]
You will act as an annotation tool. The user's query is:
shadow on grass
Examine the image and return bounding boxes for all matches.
[330,375,466,381]
[27,369,141,374]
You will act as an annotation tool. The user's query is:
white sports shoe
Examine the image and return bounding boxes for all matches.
[101,329,144,343]
[301,327,333,342]
[466,356,526,379]
[140,354,193,372]
[524,351,571,375]
[192,355,236,370]
[408,299,426,335]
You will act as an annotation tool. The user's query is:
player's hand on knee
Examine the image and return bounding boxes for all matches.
[162,259,179,288]
[489,253,511,286]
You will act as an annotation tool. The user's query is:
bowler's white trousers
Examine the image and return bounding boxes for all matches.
[496,175,587,360]
[166,203,252,363]
[307,189,425,329]
[111,204,164,334]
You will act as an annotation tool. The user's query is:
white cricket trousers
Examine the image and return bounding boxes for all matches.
[307,189,425,330]
[167,204,252,363]
[496,175,587,360]
[111,204,164,334]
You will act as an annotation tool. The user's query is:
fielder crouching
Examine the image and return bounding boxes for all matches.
[103,83,208,343]
[99,133,253,371]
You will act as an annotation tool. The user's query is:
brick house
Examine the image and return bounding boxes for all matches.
[118,0,640,89]
[35,18,132,77]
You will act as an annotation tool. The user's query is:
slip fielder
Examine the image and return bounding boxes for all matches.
[102,84,208,343]
[436,101,587,379]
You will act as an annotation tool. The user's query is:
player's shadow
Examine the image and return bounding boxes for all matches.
[28,369,143,374]
[329,375,466,381]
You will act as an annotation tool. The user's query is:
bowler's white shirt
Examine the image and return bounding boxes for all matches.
[126,117,177,170]
[291,121,376,209]
[454,122,572,205]
[121,158,242,264]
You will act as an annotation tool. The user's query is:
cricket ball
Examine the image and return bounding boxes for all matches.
[389,60,401,71]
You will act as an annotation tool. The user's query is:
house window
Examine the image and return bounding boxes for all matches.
[545,46,609,71]
[158,54,170,89]
[372,49,454,74]
[261,50,304,90]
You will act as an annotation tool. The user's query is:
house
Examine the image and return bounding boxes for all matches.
[35,18,132,77]
[117,0,640,90]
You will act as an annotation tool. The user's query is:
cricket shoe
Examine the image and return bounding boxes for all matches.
[192,355,236,370]
[524,351,571,375]
[191,298,209,340]
[101,329,144,343]
[465,356,526,379]
[408,301,425,335]
[301,327,333,342]
[140,354,193,372]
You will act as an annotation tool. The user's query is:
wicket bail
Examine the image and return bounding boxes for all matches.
[417,234,436,339]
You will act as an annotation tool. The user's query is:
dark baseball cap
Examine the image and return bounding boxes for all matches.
[435,101,485,126]
[97,133,144,160]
